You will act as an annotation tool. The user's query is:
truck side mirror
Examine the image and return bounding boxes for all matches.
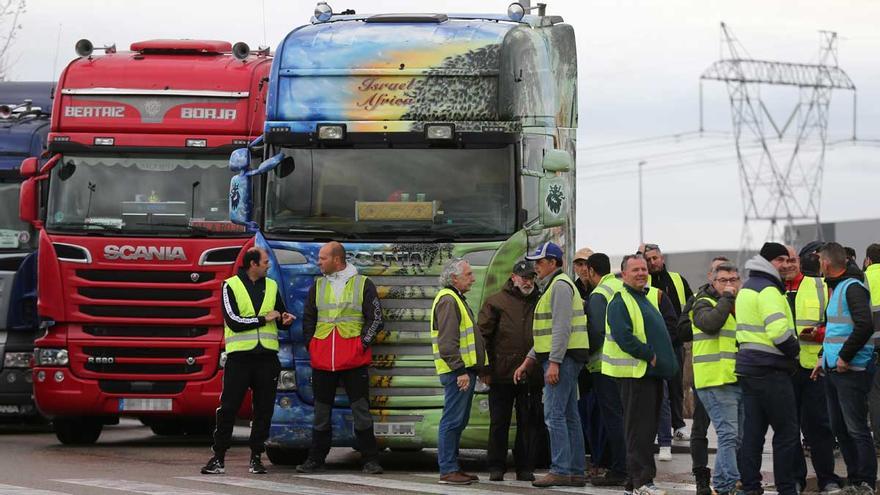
[542,149,573,173]
[20,157,38,178]
[229,174,253,228]
[19,177,40,227]
[538,175,569,228]
[229,148,250,172]
[247,152,294,177]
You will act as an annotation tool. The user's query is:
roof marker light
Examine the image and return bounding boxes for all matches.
[93,137,114,146]
[314,2,333,23]
[186,139,207,147]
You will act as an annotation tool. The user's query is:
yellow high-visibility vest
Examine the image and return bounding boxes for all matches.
[691,297,737,389]
[314,275,366,340]
[430,288,477,374]
[794,276,827,369]
[586,274,624,373]
[533,273,588,353]
[601,287,660,378]
[223,276,279,353]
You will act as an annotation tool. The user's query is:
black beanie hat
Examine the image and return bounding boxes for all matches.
[760,242,788,262]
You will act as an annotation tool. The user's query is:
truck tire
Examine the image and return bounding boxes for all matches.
[54,417,102,445]
[265,446,308,466]
[148,420,186,436]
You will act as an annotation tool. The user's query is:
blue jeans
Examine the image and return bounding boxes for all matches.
[656,380,672,447]
[696,384,743,493]
[739,371,801,495]
[825,370,878,486]
[543,356,586,476]
[438,369,476,475]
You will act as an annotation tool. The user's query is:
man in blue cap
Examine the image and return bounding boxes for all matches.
[514,242,589,488]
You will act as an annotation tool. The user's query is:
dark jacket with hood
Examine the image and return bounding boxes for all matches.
[825,264,874,364]
[478,279,540,384]
[650,265,694,319]
[735,255,800,377]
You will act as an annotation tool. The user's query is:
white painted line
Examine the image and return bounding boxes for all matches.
[0,484,71,495]
[54,479,224,495]
[296,473,513,495]
[178,476,355,495]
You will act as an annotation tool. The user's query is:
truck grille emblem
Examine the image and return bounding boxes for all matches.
[190,273,200,282]
[186,357,196,365]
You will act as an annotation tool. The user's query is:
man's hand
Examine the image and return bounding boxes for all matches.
[722,286,736,297]
[281,312,295,326]
[265,310,281,322]
[513,358,535,384]
[800,326,814,339]
[836,357,850,372]
[545,361,560,385]
[456,373,470,391]
[810,362,824,381]
[650,354,657,367]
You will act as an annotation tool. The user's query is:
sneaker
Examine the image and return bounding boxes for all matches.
[516,471,535,482]
[853,482,876,495]
[249,454,267,474]
[591,470,628,487]
[295,459,325,473]
[658,446,672,461]
[362,460,383,475]
[200,455,225,475]
[673,428,690,441]
[532,473,571,488]
[439,472,473,485]
[634,483,667,495]
[820,482,842,495]
[489,471,504,481]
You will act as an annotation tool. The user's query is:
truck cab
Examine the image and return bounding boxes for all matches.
[21,40,271,443]
[0,81,52,420]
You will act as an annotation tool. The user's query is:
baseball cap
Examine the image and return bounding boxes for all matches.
[525,242,563,262]
[573,247,594,262]
[512,260,536,277]
[798,240,825,258]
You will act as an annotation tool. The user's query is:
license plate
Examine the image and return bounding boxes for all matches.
[119,398,172,412]
[373,422,415,437]
[0,404,20,414]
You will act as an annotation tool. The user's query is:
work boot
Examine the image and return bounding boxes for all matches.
[439,472,473,485]
[362,460,383,475]
[249,454,267,474]
[532,473,570,488]
[515,471,535,482]
[295,458,325,473]
[460,471,480,481]
[488,471,504,481]
[568,474,588,487]
[200,455,225,475]
[591,470,628,487]
[693,467,711,495]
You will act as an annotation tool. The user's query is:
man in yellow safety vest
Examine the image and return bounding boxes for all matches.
[202,247,294,475]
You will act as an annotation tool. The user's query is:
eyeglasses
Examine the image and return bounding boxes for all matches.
[715,277,740,284]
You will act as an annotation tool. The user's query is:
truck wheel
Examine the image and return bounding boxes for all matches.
[148,420,186,436]
[265,446,308,466]
[54,417,102,445]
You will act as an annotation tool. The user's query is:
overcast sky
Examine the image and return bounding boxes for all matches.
[10,0,880,254]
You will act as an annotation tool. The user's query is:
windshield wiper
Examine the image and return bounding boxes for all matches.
[358,228,463,242]
[50,222,122,233]
[273,226,360,240]
[132,222,214,235]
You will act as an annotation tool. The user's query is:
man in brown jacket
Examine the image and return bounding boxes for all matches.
[479,260,547,482]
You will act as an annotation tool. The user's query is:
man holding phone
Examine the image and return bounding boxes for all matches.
[782,243,842,494]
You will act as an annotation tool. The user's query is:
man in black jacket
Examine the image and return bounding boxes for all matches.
[203,247,294,475]
[478,260,545,482]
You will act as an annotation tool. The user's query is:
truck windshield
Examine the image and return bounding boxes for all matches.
[0,181,35,250]
[265,146,516,239]
[46,154,245,237]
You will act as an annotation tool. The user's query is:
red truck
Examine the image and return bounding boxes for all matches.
[18,39,271,444]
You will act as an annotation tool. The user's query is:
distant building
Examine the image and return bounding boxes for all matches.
[788,217,880,266]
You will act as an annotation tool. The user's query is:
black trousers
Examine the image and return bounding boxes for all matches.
[690,390,710,470]
[618,376,663,488]
[486,382,545,473]
[310,366,378,463]
[212,351,280,456]
[667,344,686,430]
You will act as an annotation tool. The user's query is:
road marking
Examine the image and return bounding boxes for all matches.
[0,484,71,495]
[178,476,357,495]
[296,474,514,495]
[54,479,224,495]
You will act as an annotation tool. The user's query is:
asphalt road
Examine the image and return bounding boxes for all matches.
[0,419,783,495]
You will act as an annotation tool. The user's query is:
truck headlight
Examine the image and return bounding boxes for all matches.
[3,352,32,368]
[35,348,69,367]
[278,370,297,390]
[317,124,346,140]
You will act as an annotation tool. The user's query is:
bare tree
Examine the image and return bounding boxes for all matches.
[0,0,25,81]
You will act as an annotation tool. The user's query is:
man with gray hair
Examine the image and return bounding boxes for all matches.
[431,258,486,485]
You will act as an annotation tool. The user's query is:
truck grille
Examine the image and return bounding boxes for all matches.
[79,305,210,319]
[83,325,209,338]
[75,269,215,283]
[75,345,211,378]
